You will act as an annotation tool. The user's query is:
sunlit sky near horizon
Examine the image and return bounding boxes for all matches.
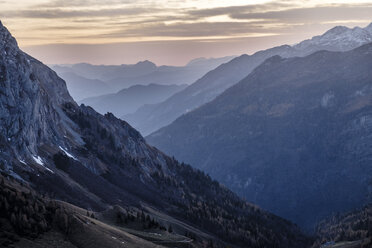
[1,0,372,65]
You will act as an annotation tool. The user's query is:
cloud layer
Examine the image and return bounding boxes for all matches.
[1,0,372,65]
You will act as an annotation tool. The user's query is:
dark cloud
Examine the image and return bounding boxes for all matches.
[229,4,372,22]
[186,2,293,19]
[0,7,163,19]
[3,0,372,65]
[33,25,97,31]
[2,2,371,31]
[34,0,133,8]
[81,21,277,39]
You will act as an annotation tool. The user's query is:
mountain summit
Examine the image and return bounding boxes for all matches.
[294,22,372,53]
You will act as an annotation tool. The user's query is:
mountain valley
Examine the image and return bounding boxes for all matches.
[0,21,312,248]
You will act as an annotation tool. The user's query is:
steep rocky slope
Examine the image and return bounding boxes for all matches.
[0,21,310,247]
[148,43,372,230]
[126,22,372,135]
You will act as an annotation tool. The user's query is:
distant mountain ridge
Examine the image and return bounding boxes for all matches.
[53,60,158,81]
[126,22,372,135]
[52,56,235,100]
[147,42,372,230]
[80,83,187,117]
[57,71,112,101]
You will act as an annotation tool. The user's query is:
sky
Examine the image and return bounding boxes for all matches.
[1,0,372,65]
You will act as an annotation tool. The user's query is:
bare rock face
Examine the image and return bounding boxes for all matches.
[0,21,77,170]
[0,20,164,190]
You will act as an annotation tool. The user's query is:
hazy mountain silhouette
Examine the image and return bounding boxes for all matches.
[148,43,372,230]
[53,56,235,101]
[127,23,372,135]
[80,84,187,117]
[55,71,112,101]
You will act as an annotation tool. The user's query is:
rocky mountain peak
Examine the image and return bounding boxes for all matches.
[0,21,19,56]
[323,25,349,36]
[293,23,372,53]
[0,21,77,170]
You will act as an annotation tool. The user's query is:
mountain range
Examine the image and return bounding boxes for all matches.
[52,56,235,101]
[126,23,372,135]
[52,71,112,101]
[0,21,310,248]
[147,42,372,230]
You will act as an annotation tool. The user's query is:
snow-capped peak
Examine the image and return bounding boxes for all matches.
[293,22,372,53]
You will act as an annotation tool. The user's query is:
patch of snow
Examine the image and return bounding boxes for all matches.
[59,146,77,160]
[7,137,10,141]
[32,155,44,165]
[32,155,54,174]
[111,236,117,240]
[43,167,54,174]
[19,160,27,165]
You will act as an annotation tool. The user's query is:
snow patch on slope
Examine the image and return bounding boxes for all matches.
[32,155,54,173]
[19,160,27,165]
[59,146,77,160]
[32,155,44,165]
